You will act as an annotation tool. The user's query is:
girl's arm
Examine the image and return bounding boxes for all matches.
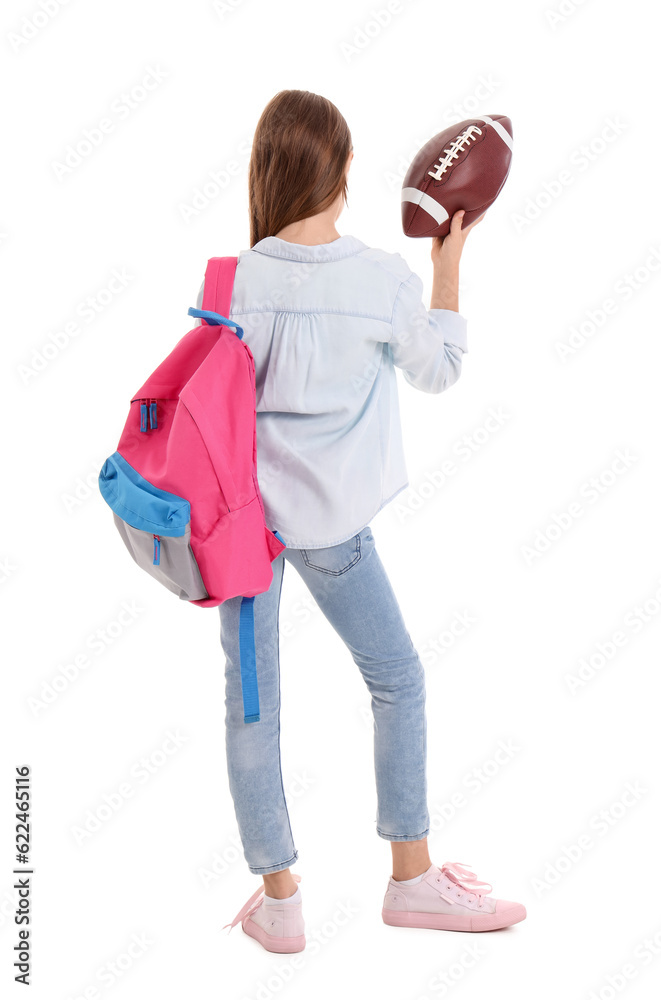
[430,209,485,312]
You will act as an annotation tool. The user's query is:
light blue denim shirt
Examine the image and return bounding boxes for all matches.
[193,234,468,549]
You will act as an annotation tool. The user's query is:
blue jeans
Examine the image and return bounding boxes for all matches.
[218,524,430,875]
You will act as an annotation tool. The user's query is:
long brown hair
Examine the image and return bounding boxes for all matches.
[248,90,352,247]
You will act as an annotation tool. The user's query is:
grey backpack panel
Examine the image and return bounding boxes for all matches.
[113,512,209,601]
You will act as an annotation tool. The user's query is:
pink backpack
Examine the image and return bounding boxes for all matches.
[98,256,285,723]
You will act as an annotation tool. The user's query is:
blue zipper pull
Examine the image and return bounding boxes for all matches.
[153,534,161,565]
[140,401,148,432]
[149,400,158,429]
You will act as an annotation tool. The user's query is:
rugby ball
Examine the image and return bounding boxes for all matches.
[401,115,513,238]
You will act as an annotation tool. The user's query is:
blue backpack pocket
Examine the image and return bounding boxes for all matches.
[98,452,208,601]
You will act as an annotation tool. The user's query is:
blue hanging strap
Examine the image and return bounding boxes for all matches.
[238,596,260,723]
[188,307,244,339]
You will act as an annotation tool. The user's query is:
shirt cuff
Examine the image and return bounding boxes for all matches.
[429,308,468,353]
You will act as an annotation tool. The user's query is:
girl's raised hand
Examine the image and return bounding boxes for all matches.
[431,209,485,267]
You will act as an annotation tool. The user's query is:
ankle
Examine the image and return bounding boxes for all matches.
[390,837,432,882]
[392,862,432,881]
[263,883,298,900]
[262,871,297,899]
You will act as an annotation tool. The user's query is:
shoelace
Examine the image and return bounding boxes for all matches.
[222,873,302,934]
[437,861,493,908]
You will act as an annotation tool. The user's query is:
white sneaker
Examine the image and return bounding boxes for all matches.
[223,874,305,953]
[382,861,526,932]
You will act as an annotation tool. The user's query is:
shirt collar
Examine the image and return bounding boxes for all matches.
[249,234,368,263]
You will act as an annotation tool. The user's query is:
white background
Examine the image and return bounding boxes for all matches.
[2,0,660,998]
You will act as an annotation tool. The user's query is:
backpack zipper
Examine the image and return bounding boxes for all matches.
[139,398,158,432]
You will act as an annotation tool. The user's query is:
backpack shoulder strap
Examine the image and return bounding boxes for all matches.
[202,254,261,724]
[201,256,238,319]
[188,256,243,337]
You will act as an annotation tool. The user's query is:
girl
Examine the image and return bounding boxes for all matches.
[198,90,526,953]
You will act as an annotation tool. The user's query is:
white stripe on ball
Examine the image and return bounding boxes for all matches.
[401,187,449,226]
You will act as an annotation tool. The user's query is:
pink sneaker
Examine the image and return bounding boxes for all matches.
[222,874,305,953]
[382,861,526,932]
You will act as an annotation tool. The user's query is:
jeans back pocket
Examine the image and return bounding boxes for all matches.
[300,532,363,575]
